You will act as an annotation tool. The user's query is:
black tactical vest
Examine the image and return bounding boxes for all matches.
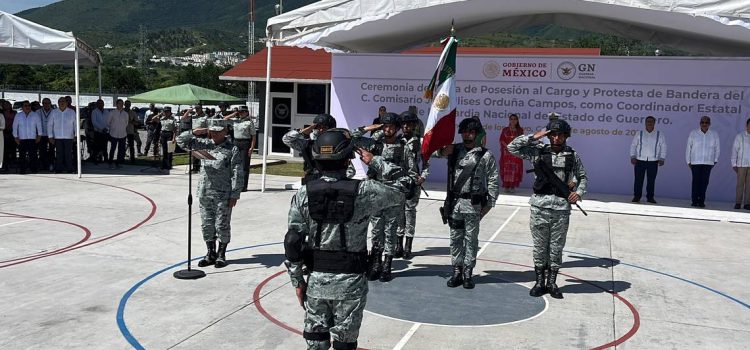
[306,178,366,274]
[532,146,576,196]
[307,179,360,225]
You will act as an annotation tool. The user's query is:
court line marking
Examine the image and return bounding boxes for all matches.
[392,323,421,350]
[0,219,33,227]
[393,207,520,349]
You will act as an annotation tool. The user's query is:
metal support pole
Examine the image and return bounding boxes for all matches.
[74,46,82,178]
[261,36,272,192]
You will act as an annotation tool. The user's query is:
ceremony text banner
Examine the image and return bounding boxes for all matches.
[331,54,750,202]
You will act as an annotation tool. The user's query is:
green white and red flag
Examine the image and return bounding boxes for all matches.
[421,31,458,161]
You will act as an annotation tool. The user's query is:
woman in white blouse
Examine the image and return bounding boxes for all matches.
[732,118,750,210]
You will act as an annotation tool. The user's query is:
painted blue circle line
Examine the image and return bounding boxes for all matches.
[421,235,750,310]
[116,242,282,350]
[118,237,748,349]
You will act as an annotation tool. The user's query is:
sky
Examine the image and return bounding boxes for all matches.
[0,0,60,14]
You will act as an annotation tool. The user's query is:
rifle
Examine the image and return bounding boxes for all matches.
[439,147,460,225]
[420,185,429,197]
[536,159,588,216]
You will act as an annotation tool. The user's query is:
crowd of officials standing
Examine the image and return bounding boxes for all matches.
[0,98,257,177]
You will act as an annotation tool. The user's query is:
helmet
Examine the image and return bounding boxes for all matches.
[399,111,419,124]
[458,118,484,134]
[312,128,354,160]
[312,114,337,129]
[379,112,401,127]
[545,119,571,136]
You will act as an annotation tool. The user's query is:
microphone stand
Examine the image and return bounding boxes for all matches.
[173,144,206,279]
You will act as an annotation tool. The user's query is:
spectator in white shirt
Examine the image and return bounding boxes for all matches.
[629,116,667,203]
[12,101,43,174]
[48,97,77,173]
[107,99,130,169]
[38,98,55,171]
[686,116,720,207]
[731,117,750,210]
[91,99,109,164]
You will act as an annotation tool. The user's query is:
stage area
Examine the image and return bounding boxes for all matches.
[0,163,748,349]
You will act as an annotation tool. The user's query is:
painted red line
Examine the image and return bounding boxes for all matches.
[0,180,157,268]
[255,258,639,350]
[590,293,641,350]
[253,270,371,350]
[478,258,640,350]
[0,213,92,264]
[253,270,302,335]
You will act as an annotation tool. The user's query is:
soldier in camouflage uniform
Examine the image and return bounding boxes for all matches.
[395,111,430,259]
[157,107,177,172]
[284,129,412,350]
[231,106,256,191]
[432,118,499,289]
[180,104,207,172]
[507,118,587,299]
[176,118,243,268]
[352,113,417,282]
[283,114,356,183]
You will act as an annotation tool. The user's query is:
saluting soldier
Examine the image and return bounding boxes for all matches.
[232,106,256,191]
[176,118,243,268]
[283,114,355,184]
[432,118,499,289]
[284,128,411,350]
[352,112,417,282]
[156,107,177,171]
[507,117,588,299]
[395,111,429,259]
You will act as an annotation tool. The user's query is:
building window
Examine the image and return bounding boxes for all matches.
[271,82,294,93]
[297,84,326,115]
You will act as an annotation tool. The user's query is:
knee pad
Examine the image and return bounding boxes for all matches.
[333,340,357,350]
[449,219,465,229]
[303,331,330,341]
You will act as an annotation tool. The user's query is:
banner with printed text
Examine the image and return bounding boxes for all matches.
[331,54,750,202]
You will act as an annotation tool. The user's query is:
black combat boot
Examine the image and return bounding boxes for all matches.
[462,267,475,289]
[367,248,383,281]
[197,241,217,267]
[214,242,228,268]
[546,267,563,299]
[394,236,404,258]
[446,266,463,288]
[403,237,413,260]
[379,255,393,282]
[529,265,547,297]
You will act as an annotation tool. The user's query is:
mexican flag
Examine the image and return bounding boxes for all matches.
[421,33,458,161]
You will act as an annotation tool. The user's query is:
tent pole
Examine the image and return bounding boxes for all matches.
[98,64,102,98]
[261,34,273,192]
[75,45,82,178]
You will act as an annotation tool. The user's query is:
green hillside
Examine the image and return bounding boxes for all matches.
[17,0,316,52]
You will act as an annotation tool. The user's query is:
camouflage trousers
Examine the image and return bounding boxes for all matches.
[370,201,403,255]
[449,211,481,269]
[397,193,420,238]
[234,139,252,191]
[303,295,366,350]
[199,193,233,243]
[529,206,570,269]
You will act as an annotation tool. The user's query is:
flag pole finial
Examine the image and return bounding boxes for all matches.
[450,19,455,36]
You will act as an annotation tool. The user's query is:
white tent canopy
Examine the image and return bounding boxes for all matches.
[1,10,102,177]
[267,0,750,56]
[0,10,101,66]
[256,0,750,191]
